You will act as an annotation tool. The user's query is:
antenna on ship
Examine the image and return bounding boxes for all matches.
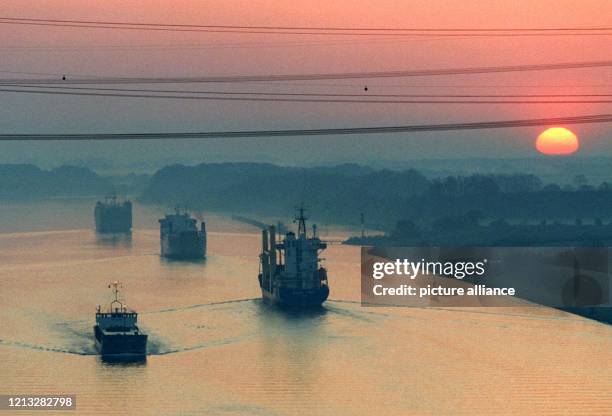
[294,204,308,237]
[108,281,124,312]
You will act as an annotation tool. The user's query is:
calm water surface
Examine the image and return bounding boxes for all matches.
[0,200,610,415]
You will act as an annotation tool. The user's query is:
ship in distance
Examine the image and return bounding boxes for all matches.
[259,207,330,307]
[94,196,132,233]
[159,208,206,259]
[94,281,147,361]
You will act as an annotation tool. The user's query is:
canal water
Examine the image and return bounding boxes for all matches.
[0,200,610,415]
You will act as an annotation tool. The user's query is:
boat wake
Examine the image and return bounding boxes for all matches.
[149,336,254,355]
[143,297,260,314]
[0,299,392,357]
[0,338,96,355]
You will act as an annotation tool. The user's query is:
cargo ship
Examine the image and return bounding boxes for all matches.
[94,196,132,233]
[258,207,330,307]
[159,209,206,259]
[94,281,147,361]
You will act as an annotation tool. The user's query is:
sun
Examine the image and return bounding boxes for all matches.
[535,127,579,155]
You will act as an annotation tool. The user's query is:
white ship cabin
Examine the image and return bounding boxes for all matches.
[277,227,327,289]
[159,212,199,234]
[99,195,126,207]
[96,282,140,332]
[104,195,119,206]
[96,303,138,331]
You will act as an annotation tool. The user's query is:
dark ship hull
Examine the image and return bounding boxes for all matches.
[161,232,205,259]
[94,325,147,360]
[259,274,329,307]
[95,203,132,233]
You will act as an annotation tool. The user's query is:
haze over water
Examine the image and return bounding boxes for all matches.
[0,200,609,415]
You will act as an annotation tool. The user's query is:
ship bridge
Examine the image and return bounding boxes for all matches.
[159,212,199,233]
[95,282,139,331]
[278,231,325,282]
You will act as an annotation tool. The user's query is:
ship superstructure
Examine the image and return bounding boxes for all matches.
[159,209,206,259]
[94,196,132,233]
[94,281,147,360]
[259,207,330,307]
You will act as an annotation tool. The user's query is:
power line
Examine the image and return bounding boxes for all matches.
[0,69,70,76]
[0,38,449,53]
[4,70,611,90]
[0,35,529,53]
[1,21,609,37]
[7,71,607,89]
[1,87,610,104]
[1,17,610,32]
[1,18,611,37]
[1,60,611,85]
[0,114,610,141]
[255,82,612,89]
[3,83,612,98]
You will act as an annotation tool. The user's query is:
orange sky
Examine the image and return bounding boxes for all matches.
[0,1,610,161]
[2,1,609,76]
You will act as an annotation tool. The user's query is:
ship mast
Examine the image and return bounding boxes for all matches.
[108,281,124,312]
[295,205,308,237]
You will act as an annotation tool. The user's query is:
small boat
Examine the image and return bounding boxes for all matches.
[94,281,147,361]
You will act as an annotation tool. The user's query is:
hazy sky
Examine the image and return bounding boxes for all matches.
[0,0,610,167]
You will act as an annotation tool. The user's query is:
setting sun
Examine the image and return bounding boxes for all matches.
[535,127,579,155]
